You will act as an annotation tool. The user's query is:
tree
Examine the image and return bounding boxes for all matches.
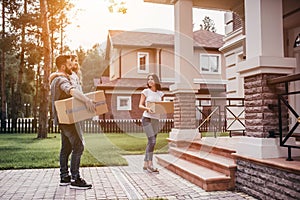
[0,0,21,126]
[107,0,127,14]
[38,0,51,138]
[81,44,106,93]
[200,16,216,32]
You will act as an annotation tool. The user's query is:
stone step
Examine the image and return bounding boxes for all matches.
[169,147,236,177]
[168,138,236,159]
[156,154,233,191]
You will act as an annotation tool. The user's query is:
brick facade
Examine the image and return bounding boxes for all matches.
[244,74,286,137]
[104,93,174,120]
[236,158,300,200]
[173,93,196,129]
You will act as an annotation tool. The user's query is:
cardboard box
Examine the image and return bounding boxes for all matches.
[55,91,108,124]
[148,101,174,114]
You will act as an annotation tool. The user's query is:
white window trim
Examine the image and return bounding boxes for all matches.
[117,96,132,111]
[137,52,149,73]
[163,96,174,102]
[199,53,221,74]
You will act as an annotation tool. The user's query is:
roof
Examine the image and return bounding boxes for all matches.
[96,77,172,90]
[108,29,224,49]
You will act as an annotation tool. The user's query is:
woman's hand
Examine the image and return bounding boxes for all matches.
[147,107,154,113]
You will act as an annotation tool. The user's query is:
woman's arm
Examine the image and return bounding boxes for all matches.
[139,93,152,113]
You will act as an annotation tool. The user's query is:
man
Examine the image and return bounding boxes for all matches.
[50,55,95,189]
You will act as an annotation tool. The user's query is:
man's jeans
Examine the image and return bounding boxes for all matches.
[59,123,84,180]
[142,117,159,162]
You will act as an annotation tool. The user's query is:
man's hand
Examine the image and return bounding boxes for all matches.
[70,88,96,113]
[85,99,96,113]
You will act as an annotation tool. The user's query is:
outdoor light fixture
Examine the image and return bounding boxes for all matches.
[294,33,300,48]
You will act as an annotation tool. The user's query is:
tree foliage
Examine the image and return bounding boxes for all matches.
[0,0,108,137]
[200,16,216,33]
[81,44,106,93]
[107,0,127,14]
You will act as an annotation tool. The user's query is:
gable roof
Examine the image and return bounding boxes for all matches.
[108,29,224,49]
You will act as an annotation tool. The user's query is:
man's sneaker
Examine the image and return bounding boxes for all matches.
[70,178,92,190]
[59,175,71,186]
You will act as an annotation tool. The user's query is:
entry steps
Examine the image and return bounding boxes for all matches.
[156,139,237,191]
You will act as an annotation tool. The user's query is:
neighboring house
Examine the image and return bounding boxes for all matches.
[96,29,225,120]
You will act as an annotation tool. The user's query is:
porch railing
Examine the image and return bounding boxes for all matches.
[196,97,245,136]
[267,73,300,161]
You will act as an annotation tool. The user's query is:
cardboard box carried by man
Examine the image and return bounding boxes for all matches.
[55,91,108,124]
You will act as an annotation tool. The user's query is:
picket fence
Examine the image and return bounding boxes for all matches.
[0,118,174,134]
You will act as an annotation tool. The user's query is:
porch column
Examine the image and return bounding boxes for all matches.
[169,0,199,141]
[291,43,300,133]
[237,0,298,158]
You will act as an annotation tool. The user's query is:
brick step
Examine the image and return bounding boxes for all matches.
[156,154,233,191]
[167,138,236,159]
[293,133,300,141]
[169,147,236,177]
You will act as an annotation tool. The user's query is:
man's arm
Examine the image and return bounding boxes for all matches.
[70,88,96,112]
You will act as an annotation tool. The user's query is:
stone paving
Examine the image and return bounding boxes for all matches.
[0,155,257,200]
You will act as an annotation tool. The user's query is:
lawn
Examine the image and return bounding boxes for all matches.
[0,133,169,169]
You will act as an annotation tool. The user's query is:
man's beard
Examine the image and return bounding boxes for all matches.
[65,68,72,75]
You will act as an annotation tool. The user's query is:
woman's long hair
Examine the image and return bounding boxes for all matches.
[147,73,161,91]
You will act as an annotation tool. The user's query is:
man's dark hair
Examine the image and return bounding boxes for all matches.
[147,73,161,90]
[55,55,71,69]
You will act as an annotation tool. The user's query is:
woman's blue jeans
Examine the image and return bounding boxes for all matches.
[59,123,84,180]
[142,117,159,162]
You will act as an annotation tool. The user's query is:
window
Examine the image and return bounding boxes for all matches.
[137,52,149,73]
[117,96,131,110]
[163,96,174,102]
[200,54,221,74]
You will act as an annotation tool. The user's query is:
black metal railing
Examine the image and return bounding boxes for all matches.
[196,97,245,137]
[267,73,300,161]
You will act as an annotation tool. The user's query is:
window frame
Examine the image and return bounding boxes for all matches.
[199,53,221,74]
[117,96,132,111]
[137,52,149,74]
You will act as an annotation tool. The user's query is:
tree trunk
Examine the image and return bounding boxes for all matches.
[1,0,7,130]
[38,0,52,138]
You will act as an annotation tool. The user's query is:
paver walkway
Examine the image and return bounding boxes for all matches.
[0,155,256,200]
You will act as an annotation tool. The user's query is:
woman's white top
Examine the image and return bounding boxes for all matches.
[70,72,82,92]
[142,88,164,119]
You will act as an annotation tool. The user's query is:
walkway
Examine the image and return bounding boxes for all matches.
[0,155,256,200]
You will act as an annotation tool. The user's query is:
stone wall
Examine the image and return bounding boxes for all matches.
[173,93,196,129]
[244,74,287,137]
[236,158,300,200]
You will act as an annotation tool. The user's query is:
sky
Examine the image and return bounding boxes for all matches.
[65,0,225,50]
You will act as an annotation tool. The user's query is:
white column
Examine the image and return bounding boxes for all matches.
[291,46,300,133]
[171,0,197,91]
[169,0,199,141]
[238,0,296,76]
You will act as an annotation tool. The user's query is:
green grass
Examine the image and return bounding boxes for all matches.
[201,132,229,137]
[0,133,169,170]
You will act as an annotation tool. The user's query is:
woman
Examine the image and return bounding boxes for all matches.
[139,73,164,173]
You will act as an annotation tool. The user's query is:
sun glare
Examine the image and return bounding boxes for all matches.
[65,0,224,50]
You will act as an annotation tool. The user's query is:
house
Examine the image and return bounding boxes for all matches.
[143,0,300,197]
[96,29,225,120]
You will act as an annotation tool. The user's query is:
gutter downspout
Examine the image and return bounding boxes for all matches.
[119,49,122,78]
[159,48,162,80]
